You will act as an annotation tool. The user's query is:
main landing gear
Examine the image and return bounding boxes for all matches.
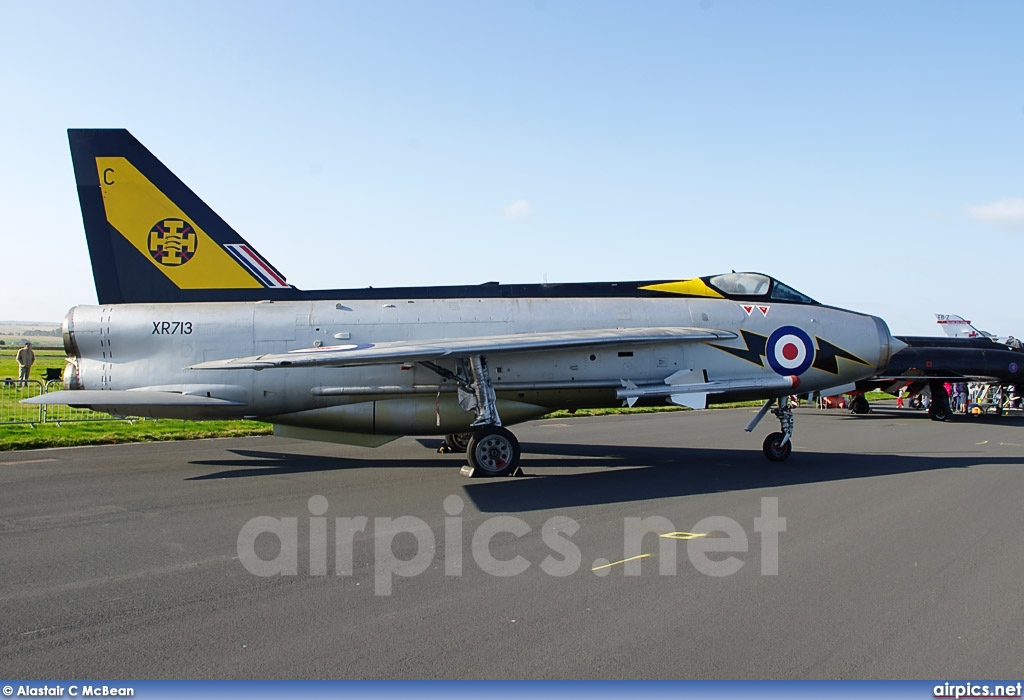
[440,428,521,477]
[849,395,871,415]
[465,425,522,477]
[430,355,524,478]
[746,396,795,462]
[928,381,952,422]
[438,432,472,453]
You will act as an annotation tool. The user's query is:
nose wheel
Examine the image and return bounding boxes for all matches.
[762,432,793,461]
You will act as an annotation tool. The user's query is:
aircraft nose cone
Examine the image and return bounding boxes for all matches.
[872,315,906,370]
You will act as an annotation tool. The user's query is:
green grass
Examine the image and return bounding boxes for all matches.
[0,420,272,451]
[0,347,271,451]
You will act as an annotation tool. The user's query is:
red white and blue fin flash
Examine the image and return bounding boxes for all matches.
[224,244,289,288]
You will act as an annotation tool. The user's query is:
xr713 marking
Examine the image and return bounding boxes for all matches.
[152,321,193,335]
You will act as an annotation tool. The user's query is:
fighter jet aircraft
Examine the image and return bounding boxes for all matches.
[26,129,903,474]
[852,334,1024,420]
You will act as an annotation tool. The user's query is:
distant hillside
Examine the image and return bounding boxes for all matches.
[0,321,63,346]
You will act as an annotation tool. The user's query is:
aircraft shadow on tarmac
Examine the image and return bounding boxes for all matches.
[185,449,450,480]
[841,406,1024,426]
[460,441,1023,512]
[185,442,1023,513]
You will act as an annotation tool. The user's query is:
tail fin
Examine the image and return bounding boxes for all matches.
[69,129,291,304]
[934,314,988,339]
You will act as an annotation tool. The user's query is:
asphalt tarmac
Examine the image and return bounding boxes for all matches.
[2,404,1023,679]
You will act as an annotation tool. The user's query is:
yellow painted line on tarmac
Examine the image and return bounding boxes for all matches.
[1000,442,1023,447]
[1,458,57,466]
[591,554,651,571]
[661,532,708,540]
[976,441,989,446]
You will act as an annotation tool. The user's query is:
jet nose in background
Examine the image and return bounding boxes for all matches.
[872,315,907,371]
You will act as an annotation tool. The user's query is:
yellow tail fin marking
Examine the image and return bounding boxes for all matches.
[96,157,263,289]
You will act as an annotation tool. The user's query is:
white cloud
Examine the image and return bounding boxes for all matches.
[966,197,1024,232]
[502,199,534,221]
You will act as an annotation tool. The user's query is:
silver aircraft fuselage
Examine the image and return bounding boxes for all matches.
[61,293,897,438]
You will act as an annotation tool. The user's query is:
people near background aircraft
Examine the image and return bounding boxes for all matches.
[969,383,982,404]
[953,382,968,413]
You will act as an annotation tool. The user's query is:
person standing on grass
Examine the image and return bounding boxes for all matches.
[16,341,35,386]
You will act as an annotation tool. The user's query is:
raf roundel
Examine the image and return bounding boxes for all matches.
[766,325,815,376]
[147,218,198,267]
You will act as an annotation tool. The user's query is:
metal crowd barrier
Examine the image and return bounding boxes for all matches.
[0,379,44,424]
[0,379,136,425]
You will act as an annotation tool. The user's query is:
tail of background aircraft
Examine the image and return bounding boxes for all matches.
[69,129,292,304]
[934,314,992,339]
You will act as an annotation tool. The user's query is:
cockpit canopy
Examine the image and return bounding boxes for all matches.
[705,272,818,305]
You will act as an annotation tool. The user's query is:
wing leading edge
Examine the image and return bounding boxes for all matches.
[190,327,738,371]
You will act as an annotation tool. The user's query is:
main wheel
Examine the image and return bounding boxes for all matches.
[762,432,792,462]
[929,402,951,421]
[467,426,521,477]
[444,432,472,452]
[850,395,870,415]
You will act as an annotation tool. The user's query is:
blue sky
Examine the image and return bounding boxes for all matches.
[1,1,1022,336]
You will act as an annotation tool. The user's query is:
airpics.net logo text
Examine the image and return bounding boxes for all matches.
[236,496,786,595]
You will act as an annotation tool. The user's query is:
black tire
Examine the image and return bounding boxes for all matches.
[444,432,472,452]
[467,426,521,477]
[762,432,792,462]
[929,402,951,422]
[928,383,951,422]
[850,395,870,415]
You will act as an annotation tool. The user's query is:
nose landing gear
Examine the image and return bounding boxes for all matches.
[747,396,796,462]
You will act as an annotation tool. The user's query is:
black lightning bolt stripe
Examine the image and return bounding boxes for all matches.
[711,329,768,367]
[812,337,870,375]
